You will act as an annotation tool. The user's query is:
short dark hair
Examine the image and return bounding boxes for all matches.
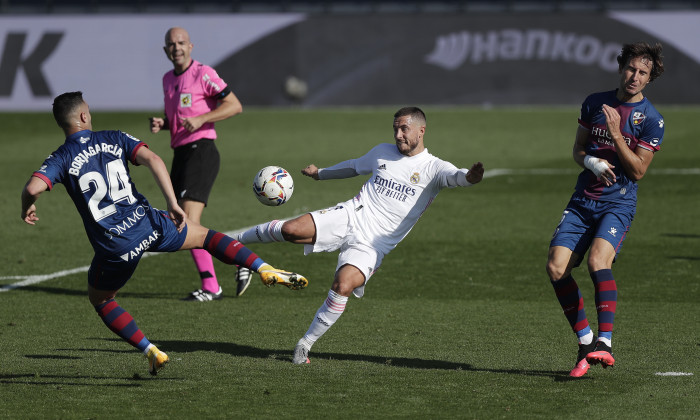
[394,106,426,125]
[617,42,664,82]
[52,91,84,129]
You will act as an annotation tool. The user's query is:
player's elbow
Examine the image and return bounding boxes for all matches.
[629,170,646,182]
[24,184,41,198]
[221,96,242,117]
[136,149,164,170]
[628,164,648,181]
[231,102,243,117]
[145,153,165,169]
[23,178,47,198]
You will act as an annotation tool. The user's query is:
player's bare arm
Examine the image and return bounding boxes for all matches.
[135,146,187,231]
[572,126,590,168]
[21,176,49,225]
[180,91,243,133]
[602,104,655,181]
[466,162,484,184]
[302,164,320,180]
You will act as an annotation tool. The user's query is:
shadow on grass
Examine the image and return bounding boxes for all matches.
[660,233,700,239]
[153,338,580,382]
[0,373,146,387]
[25,354,81,359]
[0,346,185,387]
[8,339,583,384]
[19,285,183,300]
[661,234,700,260]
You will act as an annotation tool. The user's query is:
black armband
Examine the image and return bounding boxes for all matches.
[218,88,232,99]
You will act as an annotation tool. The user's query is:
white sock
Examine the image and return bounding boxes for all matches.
[236,220,285,244]
[579,331,594,345]
[297,337,314,351]
[301,289,348,348]
[597,336,612,347]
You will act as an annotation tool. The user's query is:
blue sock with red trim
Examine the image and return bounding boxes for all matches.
[203,230,265,272]
[95,299,151,353]
[591,269,617,345]
[551,275,592,344]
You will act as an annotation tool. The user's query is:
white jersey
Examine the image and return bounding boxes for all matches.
[318,143,472,255]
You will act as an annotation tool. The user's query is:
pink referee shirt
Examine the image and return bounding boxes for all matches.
[162,59,228,148]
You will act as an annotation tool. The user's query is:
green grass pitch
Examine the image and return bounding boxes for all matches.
[1,106,698,419]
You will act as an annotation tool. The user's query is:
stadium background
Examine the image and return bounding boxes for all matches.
[1,1,699,111]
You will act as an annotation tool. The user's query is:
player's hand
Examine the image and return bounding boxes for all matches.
[585,155,616,186]
[302,164,320,180]
[602,104,622,141]
[180,116,204,133]
[23,204,39,225]
[466,162,484,184]
[597,160,617,186]
[167,202,187,232]
[149,117,165,134]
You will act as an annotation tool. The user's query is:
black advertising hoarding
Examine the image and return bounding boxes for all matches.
[220,14,699,106]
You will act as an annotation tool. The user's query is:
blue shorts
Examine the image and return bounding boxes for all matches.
[550,195,635,265]
[88,209,188,291]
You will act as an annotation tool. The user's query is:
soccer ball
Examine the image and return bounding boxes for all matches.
[253,166,294,206]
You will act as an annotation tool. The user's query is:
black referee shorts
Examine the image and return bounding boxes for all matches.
[170,138,220,206]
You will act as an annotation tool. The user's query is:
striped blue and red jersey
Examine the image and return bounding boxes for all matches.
[575,89,664,204]
[32,129,153,255]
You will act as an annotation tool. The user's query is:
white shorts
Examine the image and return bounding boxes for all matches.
[303,201,384,298]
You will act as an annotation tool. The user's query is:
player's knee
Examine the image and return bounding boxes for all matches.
[281,217,311,241]
[88,288,116,307]
[587,257,611,273]
[332,265,365,297]
[587,250,614,272]
[280,220,299,240]
[546,260,567,282]
[331,281,355,297]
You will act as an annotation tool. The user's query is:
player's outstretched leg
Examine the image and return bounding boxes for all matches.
[235,219,286,244]
[569,337,596,378]
[202,230,307,290]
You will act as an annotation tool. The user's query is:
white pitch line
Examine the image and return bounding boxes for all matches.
[0,266,91,291]
[482,167,700,177]
[2,167,698,292]
[655,372,694,376]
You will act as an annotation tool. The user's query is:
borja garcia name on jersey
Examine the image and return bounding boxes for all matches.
[67,142,124,176]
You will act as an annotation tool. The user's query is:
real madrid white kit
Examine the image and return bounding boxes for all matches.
[308,143,473,296]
